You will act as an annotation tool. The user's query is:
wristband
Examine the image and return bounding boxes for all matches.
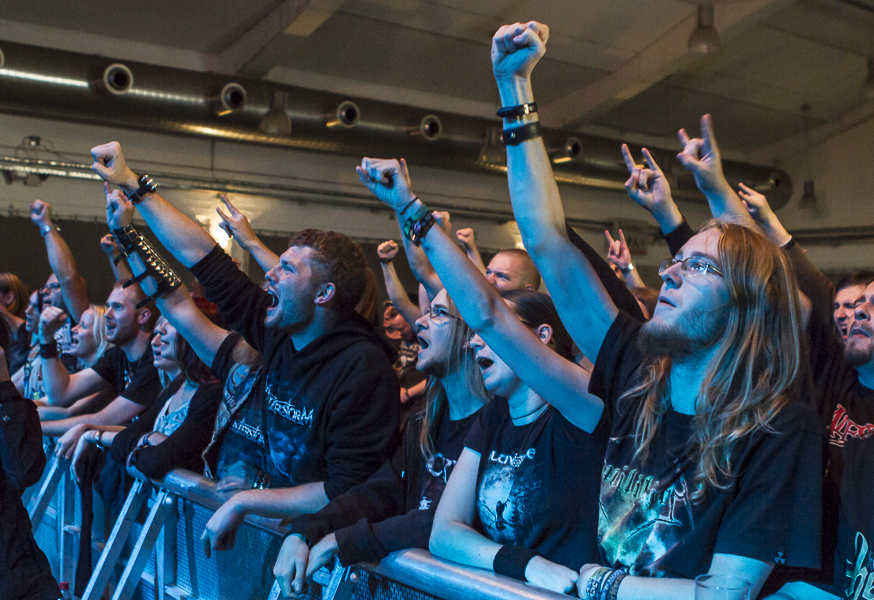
[502,122,541,146]
[39,342,59,359]
[402,204,430,242]
[606,572,627,600]
[39,224,59,237]
[127,174,158,205]
[620,263,635,274]
[399,195,421,217]
[410,211,436,246]
[599,569,625,600]
[496,102,537,118]
[585,567,611,600]
[94,431,106,451]
[492,545,540,581]
[380,257,392,265]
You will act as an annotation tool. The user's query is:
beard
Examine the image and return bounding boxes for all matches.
[638,305,726,360]
[845,333,874,367]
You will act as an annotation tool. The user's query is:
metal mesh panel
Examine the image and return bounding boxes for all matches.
[355,570,446,600]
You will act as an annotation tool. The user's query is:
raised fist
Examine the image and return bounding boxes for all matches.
[491,22,549,82]
[91,141,139,190]
[99,234,120,257]
[434,211,452,236]
[377,240,399,263]
[355,158,415,213]
[456,228,475,250]
[105,182,134,230]
[39,305,68,344]
[30,200,53,228]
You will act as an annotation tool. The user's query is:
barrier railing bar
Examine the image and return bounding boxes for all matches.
[156,499,178,600]
[28,454,65,531]
[111,488,173,600]
[81,479,152,600]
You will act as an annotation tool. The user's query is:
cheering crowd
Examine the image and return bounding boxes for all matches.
[2,20,873,600]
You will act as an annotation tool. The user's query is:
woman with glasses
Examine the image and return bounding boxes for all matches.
[357,157,609,595]
[272,288,488,598]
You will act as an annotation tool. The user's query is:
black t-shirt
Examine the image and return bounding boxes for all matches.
[590,311,824,578]
[389,338,426,390]
[290,400,481,565]
[833,382,874,595]
[209,333,269,482]
[91,344,162,407]
[464,397,605,572]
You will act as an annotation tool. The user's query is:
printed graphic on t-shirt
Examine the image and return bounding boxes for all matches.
[598,456,694,577]
[830,403,874,447]
[845,532,874,599]
[476,448,541,545]
[262,375,317,487]
[418,452,458,512]
[394,340,420,372]
[266,382,314,427]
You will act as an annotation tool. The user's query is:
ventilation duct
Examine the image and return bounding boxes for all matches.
[0,41,791,208]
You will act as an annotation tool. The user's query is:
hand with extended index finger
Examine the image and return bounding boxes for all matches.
[355,158,416,213]
[604,229,632,271]
[104,183,134,230]
[676,114,727,194]
[491,21,549,82]
[737,182,774,222]
[216,195,257,247]
[621,144,672,212]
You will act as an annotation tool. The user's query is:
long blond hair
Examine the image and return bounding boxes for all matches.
[623,220,807,502]
[418,293,488,461]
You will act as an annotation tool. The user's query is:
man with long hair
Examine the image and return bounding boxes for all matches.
[487,21,823,599]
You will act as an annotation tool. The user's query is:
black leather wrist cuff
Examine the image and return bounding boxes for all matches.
[502,122,541,146]
[496,102,537,118]
[127,174,157,205]
[493,545,539,581]
[39,342,59,359]
[112,224,182,308]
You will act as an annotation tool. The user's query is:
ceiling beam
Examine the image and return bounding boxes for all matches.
[539,0,794,130]
[212,0,346,76]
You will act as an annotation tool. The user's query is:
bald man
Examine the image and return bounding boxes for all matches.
[485,249,541,291]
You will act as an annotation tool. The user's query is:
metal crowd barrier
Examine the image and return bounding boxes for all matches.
[29,457,572,600]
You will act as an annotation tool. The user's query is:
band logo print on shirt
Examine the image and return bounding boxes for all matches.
[489,447,536,468]
[847,532,874,599]
[829,404,874,447]
[265,384,314,427]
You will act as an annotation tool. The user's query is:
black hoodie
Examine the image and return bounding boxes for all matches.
[190,246,399,497]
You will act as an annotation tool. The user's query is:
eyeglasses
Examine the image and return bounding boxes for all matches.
[428,306,461,325]
[658,256,724,278]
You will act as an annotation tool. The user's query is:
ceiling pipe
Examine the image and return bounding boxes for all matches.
[0,40,791,208]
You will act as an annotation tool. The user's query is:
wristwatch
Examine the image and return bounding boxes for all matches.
[620,264,635,274]
[39,224,59,236]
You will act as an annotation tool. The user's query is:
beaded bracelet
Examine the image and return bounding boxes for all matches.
[599,569,625,600]
[585,567,611,600]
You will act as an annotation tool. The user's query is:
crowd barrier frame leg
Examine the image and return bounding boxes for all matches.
[28,454,65,531]
[110,488,173,600]
[57,468,78,587]
[81,479,151,600]
[155,496,178,600]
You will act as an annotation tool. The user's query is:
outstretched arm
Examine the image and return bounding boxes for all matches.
[216,194,279,272]
[377,240,422,329]
[30,200,90,322]
[490,23,617,362]
[90,143,217,267]
[358,159,603,432]
[676,115,756,229]
[156,286,230,368]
